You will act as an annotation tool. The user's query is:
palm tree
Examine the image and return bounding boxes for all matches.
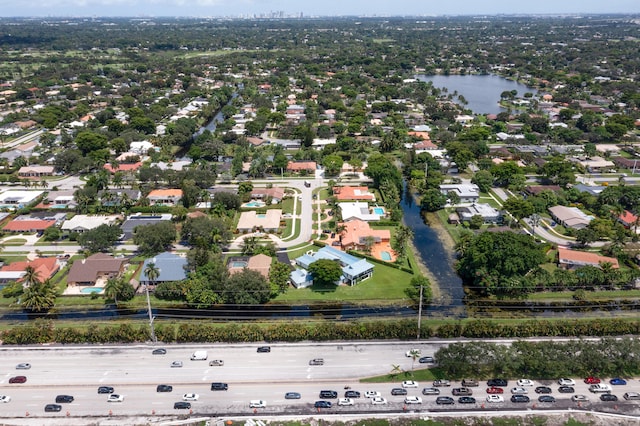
[144,262,160,286]
[408,349,421,373]
[104,277,124,305]
[389,364,403,380]
[363,236,376,255]
[21,280,57,312]
[22,265,41,288]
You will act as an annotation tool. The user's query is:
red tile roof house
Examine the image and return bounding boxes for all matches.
[3,218,56,233]
[286,161,316,174]
[617,210,639,229]
[66,253,128,287]
[333,186,376,202]
[103,162,143,174]
[146,189,183,206]
[250,187,286,203]
[339,218,391,250]
[557,247,619,270]
[0,257,60,287]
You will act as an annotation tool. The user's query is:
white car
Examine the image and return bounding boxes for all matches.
[249,400,266,408]
[107,394,124,402]
[0,395,11,403]
[511,387,528,394]
[402,380,419,388]
[337,398,354,406]
[365,391,381,398]
[558,378,576,386]
[404,396,422,404]
[405,349,421,357]
[182,393,200,401]
[170,361,183,368]
[371,396,387,405]
[572,394,589,402]
[486,395,504,403]
[517,379,534,387]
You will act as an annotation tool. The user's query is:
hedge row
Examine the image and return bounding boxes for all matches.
[2,317,640,345]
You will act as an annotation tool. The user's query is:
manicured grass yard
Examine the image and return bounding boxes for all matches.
[272,262,414,304]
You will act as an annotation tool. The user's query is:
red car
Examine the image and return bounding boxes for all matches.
[584,377,601,384]
[486,387,504,394]
[9,376,27,384]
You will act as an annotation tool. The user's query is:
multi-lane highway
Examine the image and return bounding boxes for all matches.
[1,342,639,422]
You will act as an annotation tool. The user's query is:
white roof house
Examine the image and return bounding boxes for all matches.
[61,215,120,233]
[440,184,480,204]
[130,141,155,155]
[339,202,381,222]
[548,205,593,230]
[456,203,502,223]
[0,190,43,206]
[237,209,282,233]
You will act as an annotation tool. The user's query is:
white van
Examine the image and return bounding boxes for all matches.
[190,350,208,361]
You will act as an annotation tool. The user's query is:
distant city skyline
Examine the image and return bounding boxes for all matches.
[0,0,639,18]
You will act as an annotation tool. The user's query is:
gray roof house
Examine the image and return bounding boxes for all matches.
[120,213,172,240]
[440,183,480,204]
[139,252,188,286]
[290,246,374,288]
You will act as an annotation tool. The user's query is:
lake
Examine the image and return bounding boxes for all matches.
[415,74,539,115]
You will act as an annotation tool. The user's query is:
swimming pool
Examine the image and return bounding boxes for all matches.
[373,207,385,215]
[230,261,248,268]
[81,287,103,295]
[380,251,392,261]
[256,214,266,218]
[244,201,265,208]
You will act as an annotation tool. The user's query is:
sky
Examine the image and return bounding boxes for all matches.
[0,0,639,18]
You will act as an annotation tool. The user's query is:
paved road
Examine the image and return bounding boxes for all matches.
[0,341,639,421]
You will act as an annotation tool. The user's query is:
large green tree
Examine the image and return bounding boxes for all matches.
[78,224,122,253]
[133,222,177,255]
[308,259,343,286]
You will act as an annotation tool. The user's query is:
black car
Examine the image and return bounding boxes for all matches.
[157,384,173,392]
[174,402,191,409]
[436,396,455,405]
[257,346,271,353]
[487,379,508,387]
[55,395,74,403]
[538,395,556,403]
[98,386,114,394]
[211,382,228,391]
[458,396,476,404]
[345,390,361,398]
[319,390,338,399]
[285,392,301,399]
[391,388,407,396]
[535,386,552,394]
[314,400,332,408]
[152,348,167,355]
[44,404,62,412]
[419,356,435,364]
[511,395,530,403]
[452,387,472,396]
[600,394,619,402]
[558,386,575,393]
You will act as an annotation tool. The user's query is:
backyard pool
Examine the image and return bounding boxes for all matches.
[81,287,104,295]
[380,251,392,261]
[373,207,385,215]
[230,261,248,268]
[243,201,265,208]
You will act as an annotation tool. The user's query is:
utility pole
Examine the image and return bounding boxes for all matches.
[145,284,157,343]
[417,285,423,340]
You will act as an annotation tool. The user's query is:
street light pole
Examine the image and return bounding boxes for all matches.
[145,283,156,343]
[530,213,541,239]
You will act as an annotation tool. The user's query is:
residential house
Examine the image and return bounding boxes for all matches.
[227,254,272,278]
[18,165,55,178]
[103,162,143,174]
[236,210,282,233]
[557,247,619,270]
[0,257,60,286]
[147,189,183,206]
[572,156,615,173]
[129,140,155,155]
[61,215,120,233]
[339,202,381,222]
[617,210,639,230]
[338,219,392,260]
[3,215,56,233]
[290,246,374,288]
[99,189,141,208]
[139,252,188,287]
[333,186,376,202]
[120,213,173,240]
[440,184,480,204]
[66,253,127,287]
[548,205,593,230]
[286,161,316,174]
[456,203,503,224]
[0,190,44,208]
[250,187,285,204]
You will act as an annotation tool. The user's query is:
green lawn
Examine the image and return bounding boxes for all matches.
[361,366,443,383]
[272,262,413,304]
[281,219,301,241]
